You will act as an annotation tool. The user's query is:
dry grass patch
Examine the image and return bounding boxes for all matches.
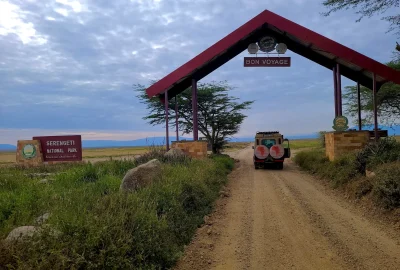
[0,147,149,164]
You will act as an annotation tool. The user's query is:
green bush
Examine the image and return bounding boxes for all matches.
[356,137,400,171]
[293,149,328,174]
[210,154,235,171]
[294,139,400,209]
[294,149,360,187]
[318,131,328,148]
[134,145,192,166]
[372,162,400,209]
[0,153,234,269]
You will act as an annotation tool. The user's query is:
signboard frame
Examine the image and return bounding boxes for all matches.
[32,135,82,162]
[244,57,291,67]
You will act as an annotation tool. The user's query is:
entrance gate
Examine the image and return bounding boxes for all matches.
[145,9,400,156]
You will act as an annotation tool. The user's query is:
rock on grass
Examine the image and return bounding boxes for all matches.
[120,159,162,192]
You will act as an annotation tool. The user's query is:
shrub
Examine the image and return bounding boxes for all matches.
[293,149,328,174]
[134,146,192,166]
[210,154,235,171]
[294,150,360,187]
[372,162,400,209]
[318,131,328,148]
[294,139,400,209]
[356,137,400,171]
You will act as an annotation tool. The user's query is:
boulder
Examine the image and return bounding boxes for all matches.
[5,226,38,242]
[164,148,186,158]
[5,225,61,242]
[120,159,162,192]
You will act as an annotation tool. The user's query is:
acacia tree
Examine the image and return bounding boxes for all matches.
[321,0,400,37]
[343,59,400,126]
[134,81,254,154]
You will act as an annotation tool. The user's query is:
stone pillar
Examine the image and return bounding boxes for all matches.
[171,140,208,158]
[325,131,370,161]
[16,140,44,166]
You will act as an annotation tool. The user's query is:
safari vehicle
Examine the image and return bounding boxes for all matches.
[252,131,291,170]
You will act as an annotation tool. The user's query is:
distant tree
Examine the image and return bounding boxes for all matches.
[134,81,254,154]
[343,59,400,127]
[321,0,399,51]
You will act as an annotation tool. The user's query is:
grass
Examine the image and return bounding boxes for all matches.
[81,147,148,158]
[293,137,400,210]
[222,139,322,152]
[289,139,320,150]
[223,142,250,152]
[0,151,234,269]
[0,146,149,165]
[1,142,250,164]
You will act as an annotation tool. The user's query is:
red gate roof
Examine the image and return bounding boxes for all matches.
[146,9,400,101]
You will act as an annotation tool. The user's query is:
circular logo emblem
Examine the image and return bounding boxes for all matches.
[275,43,288,54]
[332,116,349,131]
[258,36,277,52]
[22,144,37,159]
[247,43,259,54]
[270,145,284,159]
[255,145,269,159]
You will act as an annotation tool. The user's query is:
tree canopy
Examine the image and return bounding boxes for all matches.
[343,58,400,127]
[321,0,400,38]
[134,81,254,153]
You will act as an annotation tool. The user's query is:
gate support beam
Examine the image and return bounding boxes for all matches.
[336,64,342,116]
[192,78,198,141]
[333,66,338,117]
[175,96,179,141]
[357,82,362,131]
[372,73,379,142]
[165,90,170,151]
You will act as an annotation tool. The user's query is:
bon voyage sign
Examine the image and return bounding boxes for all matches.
[33,135,82,162]
[244,57,291,67]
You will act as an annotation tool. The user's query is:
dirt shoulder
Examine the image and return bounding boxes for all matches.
[174,146,400,270]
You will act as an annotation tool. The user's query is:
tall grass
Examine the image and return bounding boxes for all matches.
[0,152,234,269]
[294,137,400,209]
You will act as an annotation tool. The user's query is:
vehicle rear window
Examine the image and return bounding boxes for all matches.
[261,139,275,148]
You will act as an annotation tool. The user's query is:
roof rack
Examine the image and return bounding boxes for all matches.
[256,131,280,135]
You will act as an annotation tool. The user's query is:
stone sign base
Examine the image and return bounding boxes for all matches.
[171,140,208,159]
[325,131,370,161]
[16,140,44,166]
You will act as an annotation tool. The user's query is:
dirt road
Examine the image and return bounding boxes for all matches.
[174,146,400,270]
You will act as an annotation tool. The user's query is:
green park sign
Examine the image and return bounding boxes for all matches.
[332,116,349,131]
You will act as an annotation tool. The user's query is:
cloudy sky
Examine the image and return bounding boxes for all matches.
[0,0,397,144]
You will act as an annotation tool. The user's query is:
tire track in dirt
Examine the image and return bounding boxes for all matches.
[174,147,400,270]
[277,170,400,269]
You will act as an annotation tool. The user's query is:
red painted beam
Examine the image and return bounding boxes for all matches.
[146,9,400,101]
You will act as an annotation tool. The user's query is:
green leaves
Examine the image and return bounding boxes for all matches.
[134,81,254,153]
[343,58,400,127]
[321,0,400,36]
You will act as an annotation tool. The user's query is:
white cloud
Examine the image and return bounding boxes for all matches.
[150,43,164,50]
[0,0,47,45]
[32,95,87,105]
[54,8,69,17]
[131,0,163,12]
[56,0,83,13]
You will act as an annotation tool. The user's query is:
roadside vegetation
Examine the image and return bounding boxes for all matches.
[0,146,148,165]
[289,139,321,150]
[0,148,234,269]
[294,136,400,210]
